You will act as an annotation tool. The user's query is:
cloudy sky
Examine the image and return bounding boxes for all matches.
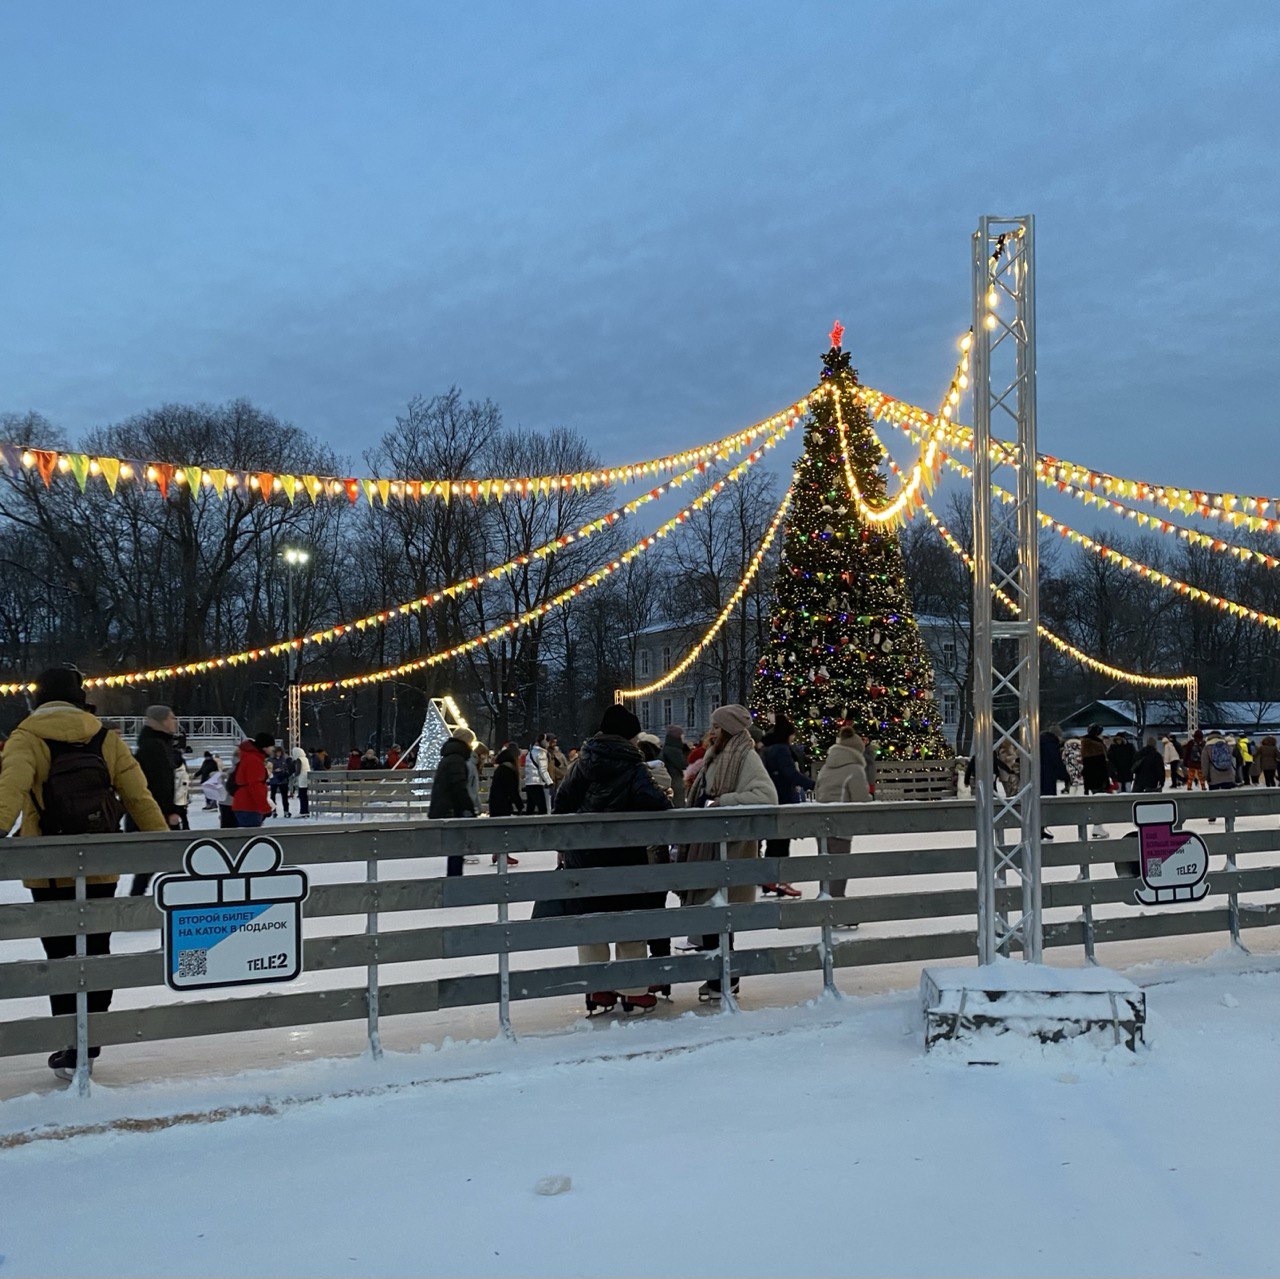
[2,2,1277,490]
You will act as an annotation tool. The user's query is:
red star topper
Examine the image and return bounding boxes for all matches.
[829,320,844,349]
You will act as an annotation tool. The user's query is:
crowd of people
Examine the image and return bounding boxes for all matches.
[1,662,1273,1073]
[424,707,877,1013]
[1036,722,1276,839]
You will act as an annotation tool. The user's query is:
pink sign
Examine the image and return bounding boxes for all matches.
[1132,800,1209,906]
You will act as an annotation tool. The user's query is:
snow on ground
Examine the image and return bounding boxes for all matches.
[1,951,1278,1278]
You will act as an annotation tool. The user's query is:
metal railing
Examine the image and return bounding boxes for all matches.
[100,716,247,745]
[2,788,1278,1093]
[308,768,494,818]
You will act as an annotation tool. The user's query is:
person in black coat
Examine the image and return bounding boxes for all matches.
[760,718,814,894]
[485,743,524,866]
[429,736,476,876]
[1038,726,1070,840]
[129,704,183,895]
[1132,735,1166,792]
[1108,731,1137,792]
[487,744,524,817]
[538,704,671,1014]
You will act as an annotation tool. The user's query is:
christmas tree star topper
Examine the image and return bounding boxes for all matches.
[829,320,845,350]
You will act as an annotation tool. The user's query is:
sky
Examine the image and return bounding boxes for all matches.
[2,1,1278,491]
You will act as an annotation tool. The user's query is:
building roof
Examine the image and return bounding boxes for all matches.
[1059,697,1280,733]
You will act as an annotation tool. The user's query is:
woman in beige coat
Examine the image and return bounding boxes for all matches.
[813,727,872,908]
[680,703,777,1000]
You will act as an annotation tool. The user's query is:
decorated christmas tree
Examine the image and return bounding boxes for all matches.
[751,325,949,760]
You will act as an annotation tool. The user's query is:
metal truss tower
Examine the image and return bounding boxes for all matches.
[970,215,1042,965]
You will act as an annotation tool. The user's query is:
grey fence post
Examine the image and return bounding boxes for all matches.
[816,834,837,997]
[718,839,738,1013]
[497,833,514,1040]
[366,832,383,1060]
[1076,823,1097,965]
[1224,812,1247,952]
[73,863,90,1097]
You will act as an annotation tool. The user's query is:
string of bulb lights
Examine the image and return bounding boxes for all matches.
[882,413,1280,572]
[895,440,1280,634]
[0,395,818,508]
[616,485,793,700]
[298,435,791,692]
[0,423,797,697]
[915,496,1195,692]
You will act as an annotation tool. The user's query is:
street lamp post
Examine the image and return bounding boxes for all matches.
[282,547,310,751]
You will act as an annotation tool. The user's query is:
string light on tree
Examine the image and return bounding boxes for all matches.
[750,327,948,759]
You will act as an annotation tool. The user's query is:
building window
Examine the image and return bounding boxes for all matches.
[641,700,652,730]
[685,695,696,727]
[661,645,672,673]
[942,692,959,726]
[661,697,673,727]
[942,639,956,667]
[639,649,650,677]
[710,692,722,715]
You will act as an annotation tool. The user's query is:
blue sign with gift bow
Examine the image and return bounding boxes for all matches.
[155,837,309,991]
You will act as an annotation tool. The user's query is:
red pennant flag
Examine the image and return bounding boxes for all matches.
[154,464,173,499]
[256,473,275,501]
[345,478,359,504]
[34,450,58,487]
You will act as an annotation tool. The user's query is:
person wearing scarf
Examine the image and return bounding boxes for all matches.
[680,703,777,1000]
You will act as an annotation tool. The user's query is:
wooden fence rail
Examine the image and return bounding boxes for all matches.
[2,790,1278,1080]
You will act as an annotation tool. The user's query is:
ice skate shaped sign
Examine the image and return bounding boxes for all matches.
[155,837,309,991]
[1132,800,1209,906]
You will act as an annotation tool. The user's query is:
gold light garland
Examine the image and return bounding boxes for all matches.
[299,435,790,692]
[883,414,1280,571]
[897,440,1280,634]
[855,383,1280,532]
[829,332,972,529]
[0,424,797,699]
[616,485,793,700]
[0,395,818,508]
[918,499,1195,691]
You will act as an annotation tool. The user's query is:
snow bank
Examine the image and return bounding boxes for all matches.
[2,951,1278,1278]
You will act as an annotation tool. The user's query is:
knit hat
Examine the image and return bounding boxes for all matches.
[452,727,476,746]
[665,724,684,738]
[712,703,753,735]
[252,731,277,751]
[637,731,662,750]
[34,666,87,708]
[599,704,642,739]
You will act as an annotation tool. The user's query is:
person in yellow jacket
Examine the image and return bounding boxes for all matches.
[0,667,167,1080]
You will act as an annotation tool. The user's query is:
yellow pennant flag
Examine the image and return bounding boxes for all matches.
[208,469,228,499]
[304,475,323,503]
[68,453,90,491]
[97,456,121,494]
[362,479,377,506]
[377,479,391,505]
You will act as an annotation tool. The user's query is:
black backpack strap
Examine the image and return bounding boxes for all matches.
[88,725,111,756]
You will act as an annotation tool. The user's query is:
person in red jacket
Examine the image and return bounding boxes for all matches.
[346,749,362,771]
[231,733,275,827]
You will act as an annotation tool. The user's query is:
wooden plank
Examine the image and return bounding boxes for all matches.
[7,787,1280,879]
[0,983,388,1057]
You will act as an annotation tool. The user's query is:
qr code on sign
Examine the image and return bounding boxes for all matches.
[178,949,208,978]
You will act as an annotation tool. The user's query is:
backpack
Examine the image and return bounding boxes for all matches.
[1208,740,1233,773]
[35,727,126,836]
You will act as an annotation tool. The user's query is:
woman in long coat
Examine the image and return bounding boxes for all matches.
[680,703,777,1001]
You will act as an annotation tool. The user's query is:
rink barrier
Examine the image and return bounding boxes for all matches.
[1,788,1278,1079]
[307,769,493,818]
